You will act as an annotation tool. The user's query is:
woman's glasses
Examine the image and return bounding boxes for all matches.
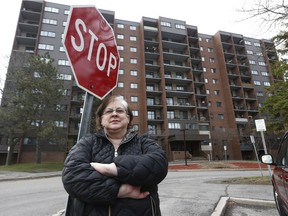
[103,108,126,116]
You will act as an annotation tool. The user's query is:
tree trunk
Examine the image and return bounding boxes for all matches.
[5,132,16,166]
[35,139,42,164]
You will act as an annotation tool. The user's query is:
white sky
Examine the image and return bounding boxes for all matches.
[0,0,280,91]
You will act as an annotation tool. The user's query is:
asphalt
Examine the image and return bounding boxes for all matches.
[0,167,277,216]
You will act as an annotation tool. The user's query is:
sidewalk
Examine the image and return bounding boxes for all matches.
[0,170,62,182]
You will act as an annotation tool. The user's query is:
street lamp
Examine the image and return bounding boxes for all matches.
[180,128,187,166]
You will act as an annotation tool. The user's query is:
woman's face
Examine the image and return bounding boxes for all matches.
[101,99,130,134]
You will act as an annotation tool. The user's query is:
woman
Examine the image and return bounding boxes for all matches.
[62,95,168,216]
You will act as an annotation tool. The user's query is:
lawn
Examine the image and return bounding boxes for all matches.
[0,162,64,173]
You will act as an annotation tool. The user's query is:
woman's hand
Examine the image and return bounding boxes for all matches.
[117,184,150,199]
[90,162,118,176]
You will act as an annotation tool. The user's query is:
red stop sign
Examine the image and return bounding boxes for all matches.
[63,6,120,99]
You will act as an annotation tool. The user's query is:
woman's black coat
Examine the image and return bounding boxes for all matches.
[62,130,168,216]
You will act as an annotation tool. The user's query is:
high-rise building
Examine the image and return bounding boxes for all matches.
[0,0,279,164]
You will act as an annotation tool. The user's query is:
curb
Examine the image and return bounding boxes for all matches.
[0,172,62,182]
[211,196,275,216]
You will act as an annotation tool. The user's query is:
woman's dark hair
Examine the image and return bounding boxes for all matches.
[95,95,133,130]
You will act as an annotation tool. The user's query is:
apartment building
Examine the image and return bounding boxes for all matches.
[0,0,278,164]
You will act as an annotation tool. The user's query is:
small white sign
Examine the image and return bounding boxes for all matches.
[255,119,266,131]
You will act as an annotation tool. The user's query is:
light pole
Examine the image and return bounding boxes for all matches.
[180,128,188,166]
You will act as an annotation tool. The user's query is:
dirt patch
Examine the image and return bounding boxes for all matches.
[168,161,270,170]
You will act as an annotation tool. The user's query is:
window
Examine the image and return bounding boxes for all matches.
[261,71,269,76]
[214,90,220,95]
[23,137,37,145]
[212,79,218,84]
[165,85,172,91]
[247,50,253,54]
[245,40,251,45]
[64,9,70,15]
[147,85,154,91]
[216,101,222,107]
[211,68,216,73]
[201,57,205,61]
[130,36,137,41]
[176,86,184,91]
[43,18,57,25]
[209,58,215,63]
[254,42,261,47]
[254,80,261,85]
[175,24,185,29]
[256,52,263,56]
[120,57,124,62]
[205,78,208,83]
[58,60,70,66]
[130,25,136,30]
[117,45,124,51]
[130,58,137,64]
[55,104,68,111]
[148,125,156,134]
[62,21,67,27]
[58,74,72,80]
[206,89,210,94]
[167,111,175,119]
[132,110,139,116]
[117,23,124,28]
[63,89,70,96]
[257,91,264,96]
[38,44,54,50]
[168,123,181,129]
[147,111,155,119]
[130,83,138,88]
[40,31,56,37]
[55,121,67,128]
[160,21,171,27]
[218,114,224,120]
[44,6,59,13]
[208,48,213,52]
[251,70,259,75]
[119,69,124,75]
[133,124,139,131]
[131,96,138,102]
[130,70,137,76]
[249,60,256,65]
[264,81,271,86]
[130,47,137,52]
[118,82,124,87]
[59,46,65,52]
[166,97,173,105]
[117,34,124,39]
[259,61,266,66]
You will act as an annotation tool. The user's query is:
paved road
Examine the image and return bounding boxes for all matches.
[160,170,277,216]
[0,169,277,216]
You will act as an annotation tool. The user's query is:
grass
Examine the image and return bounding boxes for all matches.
[0,162,64,173]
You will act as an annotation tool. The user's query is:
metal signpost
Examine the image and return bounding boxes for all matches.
[255,119,272,176]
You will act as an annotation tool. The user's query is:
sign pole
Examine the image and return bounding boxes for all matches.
[250,135,263,177]
[260,131,272,176]
[255,119,272,176]
[77,92,94,141]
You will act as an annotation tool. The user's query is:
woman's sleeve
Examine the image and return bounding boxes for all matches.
[62,134,120,204]
[114,136,168,186]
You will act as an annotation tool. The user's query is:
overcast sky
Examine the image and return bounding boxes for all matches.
[0,0,279,91]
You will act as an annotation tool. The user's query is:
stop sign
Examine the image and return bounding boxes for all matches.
[63,6,120,99]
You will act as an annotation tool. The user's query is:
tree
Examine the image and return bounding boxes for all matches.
[0,52,66,164]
